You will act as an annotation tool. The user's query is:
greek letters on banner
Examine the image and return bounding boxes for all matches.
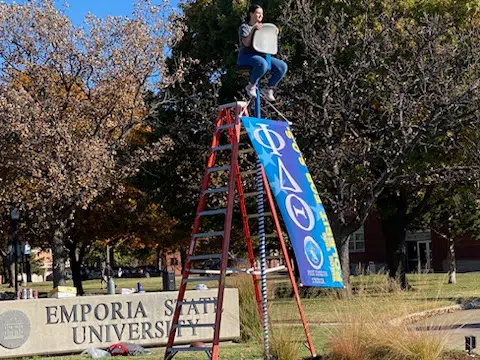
[242,117,344,288]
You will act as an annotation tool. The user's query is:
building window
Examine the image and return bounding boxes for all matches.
[349,226,365,253]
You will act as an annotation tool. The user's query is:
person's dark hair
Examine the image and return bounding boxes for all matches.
[245,4,262,23]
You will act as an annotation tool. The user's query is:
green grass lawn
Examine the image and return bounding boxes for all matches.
[2,273,479,359]
[24,326,332,360]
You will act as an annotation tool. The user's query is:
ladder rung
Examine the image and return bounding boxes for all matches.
[188,254,222,261]
[178,299,218,306]
[183,276,220,283]
[251,233,278,240]
[239,148,255,154]
[249,265,286,275]
[198,208,227,216]
[247,212,272,219]
[240,169,257,176]
[244,191,260,197]
[207,165,230,173]
[188,268,235,275]
[193,231,224,239]
[216,123,235,130]
[212,144,232,152]
[203,187,228,194]
[240,130,247,135]
[167,346,213,352]
[218,101,248,110]
[173,323,215,329]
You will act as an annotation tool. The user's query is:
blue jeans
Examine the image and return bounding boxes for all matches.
[237,53,288,88]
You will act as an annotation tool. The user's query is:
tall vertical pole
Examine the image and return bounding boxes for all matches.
[255,88,270,359]
[13,220,18,297]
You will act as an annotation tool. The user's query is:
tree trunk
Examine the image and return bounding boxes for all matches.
[108,246,115,268]
[68,241,86,296]
[379,190,410,290]
[382,218,408,290]
[70,255,84,295]
[8,262,14,287]
[52,228,68,288]
[447,238,456,284]
[339,238,350,289]
[179,247,187,273]
[156,247,162,269]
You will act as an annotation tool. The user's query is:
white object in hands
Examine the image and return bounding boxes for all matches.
[252,23,278,55]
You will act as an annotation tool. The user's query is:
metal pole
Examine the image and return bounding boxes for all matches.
[13,219,18,297]
[255,87,270,359]
[106,245,115,295]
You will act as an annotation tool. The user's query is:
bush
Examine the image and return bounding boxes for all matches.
[270,326,303,360]
[326,288,449,360]
[227,274,262,342]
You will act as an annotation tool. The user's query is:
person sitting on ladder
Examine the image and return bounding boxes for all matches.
[237,4,288,102]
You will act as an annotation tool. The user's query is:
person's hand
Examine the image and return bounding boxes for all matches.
[254,23,263,30]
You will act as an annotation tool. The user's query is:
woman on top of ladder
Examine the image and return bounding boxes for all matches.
[237,4,288,102]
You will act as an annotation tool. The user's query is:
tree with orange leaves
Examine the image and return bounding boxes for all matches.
[0,0,187,286]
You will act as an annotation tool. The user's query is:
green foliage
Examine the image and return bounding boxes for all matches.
[423,186,480,240]
[147,0,480,285]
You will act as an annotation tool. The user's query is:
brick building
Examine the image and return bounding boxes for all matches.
[349,214,480,274]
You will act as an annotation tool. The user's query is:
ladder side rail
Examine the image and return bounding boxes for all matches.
[261,169,317,357]
[164,109,226,358]
[211,105,242,359]
[233,108,263,318]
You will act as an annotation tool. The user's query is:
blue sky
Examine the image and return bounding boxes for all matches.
[59,0,135,24]
[5,1,179,24]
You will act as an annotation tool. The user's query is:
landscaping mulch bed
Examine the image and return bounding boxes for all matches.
[304,352,477,359]
[443,352,478,360]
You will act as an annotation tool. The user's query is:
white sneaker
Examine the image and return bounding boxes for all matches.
[245,83,257,98]
[261,87,276,102]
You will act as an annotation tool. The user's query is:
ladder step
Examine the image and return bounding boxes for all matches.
[193,231,224,239]
[251,233,278,240]
[177,299,218,306]
[240,130,247,135]
[198,208,227,216]
[247,212,272,219]
[240,169,257,177]
[188,254,222,261]
[250,265,287,276]
[183,276,220,283]
[207,165,230,173]
[203,187,228,194]
[216,123,235,131]
[167,346,212,352]
[173,323,215,329]
[244,191,260,197]
[239,148,255,155]
[218,101,248,110]
[188,268,234,275]
[212,144,232,152]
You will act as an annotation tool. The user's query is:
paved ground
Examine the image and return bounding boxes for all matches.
[413,309,480,350]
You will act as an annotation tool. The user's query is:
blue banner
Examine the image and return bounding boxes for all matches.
[242,117,343,288]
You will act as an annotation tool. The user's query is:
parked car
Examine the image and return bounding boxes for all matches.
[131,265,162,278]
[197,258,249,276]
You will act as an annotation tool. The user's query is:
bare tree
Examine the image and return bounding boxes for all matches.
[280,0,480,285]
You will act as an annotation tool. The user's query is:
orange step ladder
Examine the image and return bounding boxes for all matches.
[164,101,316,360]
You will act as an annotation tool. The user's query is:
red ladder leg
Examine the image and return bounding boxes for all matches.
[262,169,317,357]
[211,104,243,359]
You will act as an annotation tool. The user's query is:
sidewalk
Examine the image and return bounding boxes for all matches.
[413,309,480,350]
